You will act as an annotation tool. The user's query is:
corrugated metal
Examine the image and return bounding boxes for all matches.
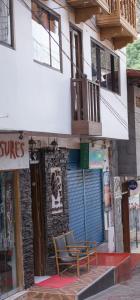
[68,150,80,170]
[67,170,86,241]
[67,168,104,244]
[84,169,104,244]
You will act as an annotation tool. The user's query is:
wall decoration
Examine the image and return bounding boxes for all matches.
[50,167,63,214]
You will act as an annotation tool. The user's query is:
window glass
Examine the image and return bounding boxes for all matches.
[91,39,120,95]
[106,52,112,90]
[32,1,61,71]
[114,55,120,93]
[0,0,12,46]
[50,15,60,69]
[100,49,107,88]
[91,41,97,81]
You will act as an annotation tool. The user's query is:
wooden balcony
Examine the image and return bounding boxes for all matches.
[96,0,137,49]
[71,77,102,136]
[67,0,110,23]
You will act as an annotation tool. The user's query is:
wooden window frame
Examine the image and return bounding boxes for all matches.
[91,38,121,96]
[69,22,83,78]
[0,0,14,49]
[32,0,62,73]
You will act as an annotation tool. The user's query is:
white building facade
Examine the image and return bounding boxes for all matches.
[0,0,137,299]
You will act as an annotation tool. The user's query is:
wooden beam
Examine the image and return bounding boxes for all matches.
[75,6,101,23]
[113,36,134,49]
[100,26,125,40]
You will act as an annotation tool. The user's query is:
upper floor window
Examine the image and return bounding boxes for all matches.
[32,1,62,71]
[0,0,13,46]
[91,40,120,95]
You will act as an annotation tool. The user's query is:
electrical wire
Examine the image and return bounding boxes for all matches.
[0,0,129,129]
[19,0,129,129]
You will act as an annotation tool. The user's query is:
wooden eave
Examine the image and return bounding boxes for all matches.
[67,0,110,23]
[72,120,102,136]
[96,12,137,49]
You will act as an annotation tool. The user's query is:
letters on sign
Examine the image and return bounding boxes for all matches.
[0,134,29,170]
[0,141,25,159]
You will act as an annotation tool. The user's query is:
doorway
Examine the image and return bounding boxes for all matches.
[122,182,130,252]
[70,25,83,78]
[30,163,46,276]
[0,171,23,300]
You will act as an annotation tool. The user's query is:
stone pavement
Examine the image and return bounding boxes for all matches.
[88,265,140,300]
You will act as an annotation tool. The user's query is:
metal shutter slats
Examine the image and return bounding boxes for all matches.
[67,169,104,244]
[67,170,85,241]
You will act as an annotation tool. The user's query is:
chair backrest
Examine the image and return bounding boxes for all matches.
[53,234,69,260]
[65,231,75,246]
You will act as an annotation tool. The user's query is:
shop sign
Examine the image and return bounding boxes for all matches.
[80,143,109,170]
[0,134,29,170]
[128,180,138,191]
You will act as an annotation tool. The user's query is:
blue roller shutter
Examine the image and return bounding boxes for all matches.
[67,170,86,241]
[67,150,104,244]
[84,169,104,244]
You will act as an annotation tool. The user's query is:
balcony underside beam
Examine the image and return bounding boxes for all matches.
[75,6,101,23]
[113,36,134,50]
[100,26,125,40]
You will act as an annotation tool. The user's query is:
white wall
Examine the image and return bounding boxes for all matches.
[0,0,128,139]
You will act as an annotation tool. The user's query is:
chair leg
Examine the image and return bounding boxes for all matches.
[87,255,90,272]
[77,259,80,277]
[56,257,60,275]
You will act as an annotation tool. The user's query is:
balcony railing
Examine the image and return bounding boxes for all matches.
[96,0,137,49]
[112,0,136,29]
[71,77,102,136]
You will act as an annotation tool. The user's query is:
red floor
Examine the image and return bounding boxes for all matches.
[96,252,130,266]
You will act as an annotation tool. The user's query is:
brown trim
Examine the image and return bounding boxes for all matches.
[69,22,83,78]
[34,59,63,73]
[14,170,24,288]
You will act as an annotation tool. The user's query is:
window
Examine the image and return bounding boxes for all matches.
[32,1,62,71]
[91,40,120,94]
[0,0,13,46]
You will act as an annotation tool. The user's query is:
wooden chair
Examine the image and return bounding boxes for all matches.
[53,234,90,277]
[64,231,97,264]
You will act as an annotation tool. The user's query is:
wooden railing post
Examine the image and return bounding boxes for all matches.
[82,75,88,121]
[71,77,101,123]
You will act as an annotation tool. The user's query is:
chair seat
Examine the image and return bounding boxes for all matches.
[60,255,77,263]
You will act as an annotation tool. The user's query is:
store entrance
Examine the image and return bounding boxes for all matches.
[0,172,18,299]
[30,163,47,276]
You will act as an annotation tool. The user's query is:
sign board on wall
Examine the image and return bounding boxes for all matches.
[51,167,63,214]
[80,143,109,170]
[0,134,29,170]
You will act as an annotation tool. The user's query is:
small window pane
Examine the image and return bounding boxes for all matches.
[100,49,107,88]
[114,56,120,94]
[106,52,112,91]
[50,15,61,70]
[0,0,12,45]
[91,42,97,81]
[32,1,61,70]
[32,3,50,65]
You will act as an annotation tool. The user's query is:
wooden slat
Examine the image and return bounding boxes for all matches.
[71,78,101,135]
[96,0,136,49]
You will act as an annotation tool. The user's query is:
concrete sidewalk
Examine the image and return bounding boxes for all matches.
[87,265,140,300]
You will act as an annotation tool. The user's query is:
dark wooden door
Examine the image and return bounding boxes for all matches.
[122,182,130,253]
[70,25,83,78]
[30,163,46,275]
